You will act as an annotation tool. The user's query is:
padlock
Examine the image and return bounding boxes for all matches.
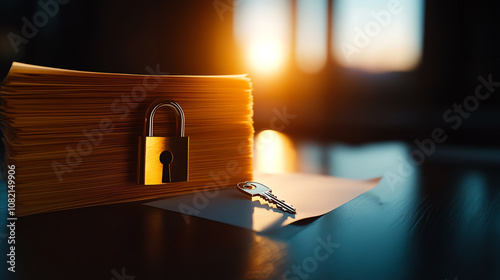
[138,100,189,185]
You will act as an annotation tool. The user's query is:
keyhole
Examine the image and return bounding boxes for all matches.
[159,151,173,183]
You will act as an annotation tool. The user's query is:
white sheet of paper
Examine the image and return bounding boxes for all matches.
[145,172,381,232]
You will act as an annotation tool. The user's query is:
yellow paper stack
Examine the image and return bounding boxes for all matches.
[1,62,253,216]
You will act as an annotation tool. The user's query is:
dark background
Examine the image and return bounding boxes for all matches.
[1,1,500,280]
[1,0,499,147]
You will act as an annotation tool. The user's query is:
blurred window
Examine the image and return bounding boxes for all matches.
[296,0,328,74]
[235,0,425,74]
[332,0,425,72]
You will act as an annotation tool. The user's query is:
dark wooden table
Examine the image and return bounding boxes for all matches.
[1,143,499,280]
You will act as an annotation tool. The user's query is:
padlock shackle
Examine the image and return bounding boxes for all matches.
[146,100,185,137]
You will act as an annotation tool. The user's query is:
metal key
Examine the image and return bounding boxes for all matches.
[237,181,296,214]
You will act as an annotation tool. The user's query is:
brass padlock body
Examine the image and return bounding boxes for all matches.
[138,136,189,185]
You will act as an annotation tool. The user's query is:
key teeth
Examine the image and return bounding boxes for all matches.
[261,196,278,209]
[259,192,296,214]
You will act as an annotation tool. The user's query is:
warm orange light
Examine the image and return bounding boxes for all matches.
[234,0,291,75]
[254,130,296,173]
[247,39,286,74]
